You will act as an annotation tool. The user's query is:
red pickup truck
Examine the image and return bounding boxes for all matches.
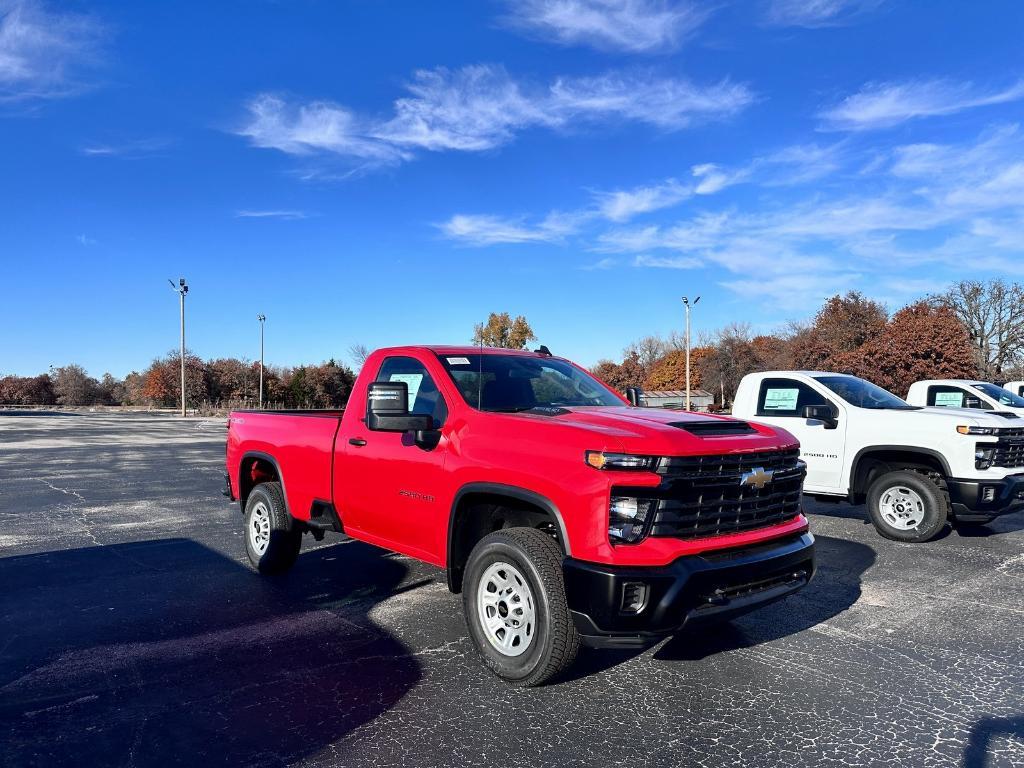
[225,345,814,685]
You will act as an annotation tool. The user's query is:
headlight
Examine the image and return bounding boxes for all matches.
[958,425,995,435]
[608,496,656,544]
[585,451,657,471]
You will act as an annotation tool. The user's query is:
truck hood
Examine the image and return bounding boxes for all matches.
[503,406,797,455]
[916,406,1023,425]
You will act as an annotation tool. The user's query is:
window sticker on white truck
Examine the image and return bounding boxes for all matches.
[934,391,964,407]
[764,388,799,411]
[388,373,423,409]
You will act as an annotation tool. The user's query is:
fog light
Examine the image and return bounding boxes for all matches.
[620,582,649,613]
[982,486,996,503]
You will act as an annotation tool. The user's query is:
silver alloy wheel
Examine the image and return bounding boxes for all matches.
[476,561,536,657]
[249,501,271,555]
[879,485,926,530]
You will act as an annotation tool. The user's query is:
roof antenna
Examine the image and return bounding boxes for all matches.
[477,336,484,409]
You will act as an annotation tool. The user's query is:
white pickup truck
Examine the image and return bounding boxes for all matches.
[906,379,1024,416]
[1001,380,1024,399]
[733,371,1024,542]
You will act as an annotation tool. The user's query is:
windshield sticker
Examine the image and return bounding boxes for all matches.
[388,373,423,409]
[764,388,799,411]
[933,391,964,408]
[446,357,471,365]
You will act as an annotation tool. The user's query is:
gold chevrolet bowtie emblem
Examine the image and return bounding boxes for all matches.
[740,467,774,489]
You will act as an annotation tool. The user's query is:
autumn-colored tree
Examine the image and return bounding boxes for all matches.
[473,312,536,349]
[590,352,646,393]
[283,360,355,408]
[142,351,207,408]
[644,346,712,391]
[836,301,976,396]
[791,292,888,370]
[0,374,56,404]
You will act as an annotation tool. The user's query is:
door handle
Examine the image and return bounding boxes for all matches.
[348,438,367,447]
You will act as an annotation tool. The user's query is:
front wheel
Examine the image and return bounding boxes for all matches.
[244,482,301,574]
[463,528,580,687]
[866,470,948,543]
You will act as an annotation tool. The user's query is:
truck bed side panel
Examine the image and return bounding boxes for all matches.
[228,412,341,521]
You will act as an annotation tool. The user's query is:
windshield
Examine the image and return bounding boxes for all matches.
[439,353,623,412]
[814,375,917,410]
[974,382,1024,408]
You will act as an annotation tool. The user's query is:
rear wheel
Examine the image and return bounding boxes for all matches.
[463,527,580,686]
[866,470,948,543]
[244,482,301,574]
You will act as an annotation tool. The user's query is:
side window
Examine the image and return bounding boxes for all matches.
[375,357,448,428]
[927,385,990,410]
[757,378,829,417]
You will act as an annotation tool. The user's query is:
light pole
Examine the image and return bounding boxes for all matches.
[168,278,188,417]
[257,314,266,408]
[681,295,700,411]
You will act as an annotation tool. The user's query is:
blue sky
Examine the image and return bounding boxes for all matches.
[2,0,1023,378]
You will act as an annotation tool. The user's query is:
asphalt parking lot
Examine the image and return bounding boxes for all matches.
[1,411,1022,768]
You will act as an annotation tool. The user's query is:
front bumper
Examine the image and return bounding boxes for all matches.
[947,474,1024,522]
[562,532,815,649]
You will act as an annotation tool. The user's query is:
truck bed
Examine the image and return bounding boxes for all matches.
[227,410,343,521]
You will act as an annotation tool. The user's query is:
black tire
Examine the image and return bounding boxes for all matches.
[244,482,301,574]
[462,527,580,687]
[866,470,948,543]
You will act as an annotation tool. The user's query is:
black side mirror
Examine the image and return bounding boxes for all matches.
[802,404,839,429]
[963,396,983,410]
[366,382,434,433]
[625,387,643,407]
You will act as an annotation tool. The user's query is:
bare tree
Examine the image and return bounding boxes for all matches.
[348,343,371,369]
[53,364,99,406]
[624,335,669,372]
[938,280,1024,379]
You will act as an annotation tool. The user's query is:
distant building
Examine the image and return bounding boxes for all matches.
[640,389,715,411]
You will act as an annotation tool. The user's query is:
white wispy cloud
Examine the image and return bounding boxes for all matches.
[76,234,96,246]
[79,137,173,158]
[237,65,754,168]
[436,212,580,246]
[235,210,310,220]
[0,0,104,102]
[548,71,754,129]
[633,253,701,269]
[594,178,691,222]
[820,78,1024,131]
[503,0,710,53]
[764,0,882,28]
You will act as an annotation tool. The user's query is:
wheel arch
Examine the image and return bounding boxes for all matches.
[849,445,951,501]
[238,451,289,513]
[446,483,569,594]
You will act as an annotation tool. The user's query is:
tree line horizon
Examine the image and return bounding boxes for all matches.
[2,280,1021,410]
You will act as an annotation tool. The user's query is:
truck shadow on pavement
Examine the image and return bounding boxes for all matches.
[963,714,1024,768]
[0,538,421,767]
[654,535,875,661]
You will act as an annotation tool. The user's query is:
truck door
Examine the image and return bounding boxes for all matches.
[751,377,846,493]
[925,384,993,411]
[335,355,450,564]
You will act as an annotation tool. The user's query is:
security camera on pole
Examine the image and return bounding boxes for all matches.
[681,295,700,411]
[168,278,189,417]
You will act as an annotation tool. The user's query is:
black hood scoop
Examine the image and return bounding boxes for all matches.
[670,420,757,436]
